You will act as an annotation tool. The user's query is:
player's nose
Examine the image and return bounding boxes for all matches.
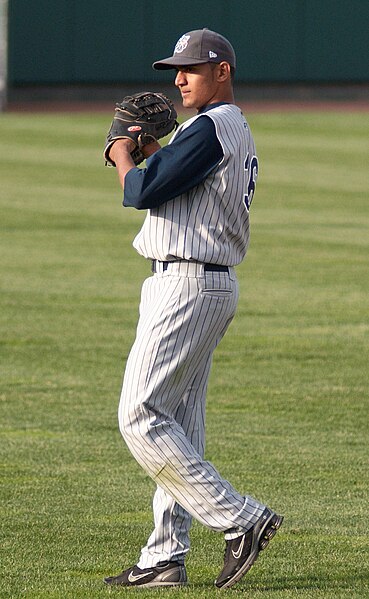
[175,70,187,87]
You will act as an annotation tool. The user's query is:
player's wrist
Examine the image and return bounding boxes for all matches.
[109,138,136,162]
[114,138,136,152]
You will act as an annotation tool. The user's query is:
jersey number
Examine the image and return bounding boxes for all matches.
[244,154,258,211]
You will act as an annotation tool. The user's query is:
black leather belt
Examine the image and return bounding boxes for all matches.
[151,260,229,274]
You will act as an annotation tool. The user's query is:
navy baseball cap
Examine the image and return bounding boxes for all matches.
[152,28,236,70]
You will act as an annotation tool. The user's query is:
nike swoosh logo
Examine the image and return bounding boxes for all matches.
[128,570,153,583]
[232,535,245,560]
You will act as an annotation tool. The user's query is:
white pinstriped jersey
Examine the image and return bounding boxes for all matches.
[132,104,258,266]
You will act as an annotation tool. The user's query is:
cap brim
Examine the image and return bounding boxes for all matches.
[152,56,209,70]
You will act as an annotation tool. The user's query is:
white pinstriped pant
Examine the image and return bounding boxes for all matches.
[118,261,264,568]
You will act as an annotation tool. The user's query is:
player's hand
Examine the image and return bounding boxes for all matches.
[103,91,178,167]
[142,140,161,159]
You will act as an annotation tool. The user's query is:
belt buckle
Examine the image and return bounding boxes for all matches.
[151,260,168,274]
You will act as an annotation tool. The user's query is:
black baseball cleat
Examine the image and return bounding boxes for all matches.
[104,561,187,588]
[215,507,283,589]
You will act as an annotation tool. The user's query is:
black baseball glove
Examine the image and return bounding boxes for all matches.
[104,91,178,167]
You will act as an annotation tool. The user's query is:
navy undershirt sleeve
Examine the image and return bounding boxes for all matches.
[123,114,223,210]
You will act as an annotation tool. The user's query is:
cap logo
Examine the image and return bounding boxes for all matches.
[174,34,190,54]
[209,51,218,59]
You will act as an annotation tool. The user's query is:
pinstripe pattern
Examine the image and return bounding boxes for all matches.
[137,352,211,566]
[118,105,262,568]
[133,104,256,266]
[119,264,264,568]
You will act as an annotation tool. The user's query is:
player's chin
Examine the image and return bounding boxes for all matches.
[181,93,193,108]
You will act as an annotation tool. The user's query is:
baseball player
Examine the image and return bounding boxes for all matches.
[104,28,283,589]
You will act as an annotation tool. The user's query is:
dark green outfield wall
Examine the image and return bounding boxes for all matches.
[8,0,369,85]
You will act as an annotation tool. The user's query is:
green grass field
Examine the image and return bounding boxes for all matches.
[1,108,368,598]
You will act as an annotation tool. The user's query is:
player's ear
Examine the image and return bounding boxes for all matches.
[217,62,231,82]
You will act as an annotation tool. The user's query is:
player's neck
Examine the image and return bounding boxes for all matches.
[200,90,234,111]
[211,85,234,106]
